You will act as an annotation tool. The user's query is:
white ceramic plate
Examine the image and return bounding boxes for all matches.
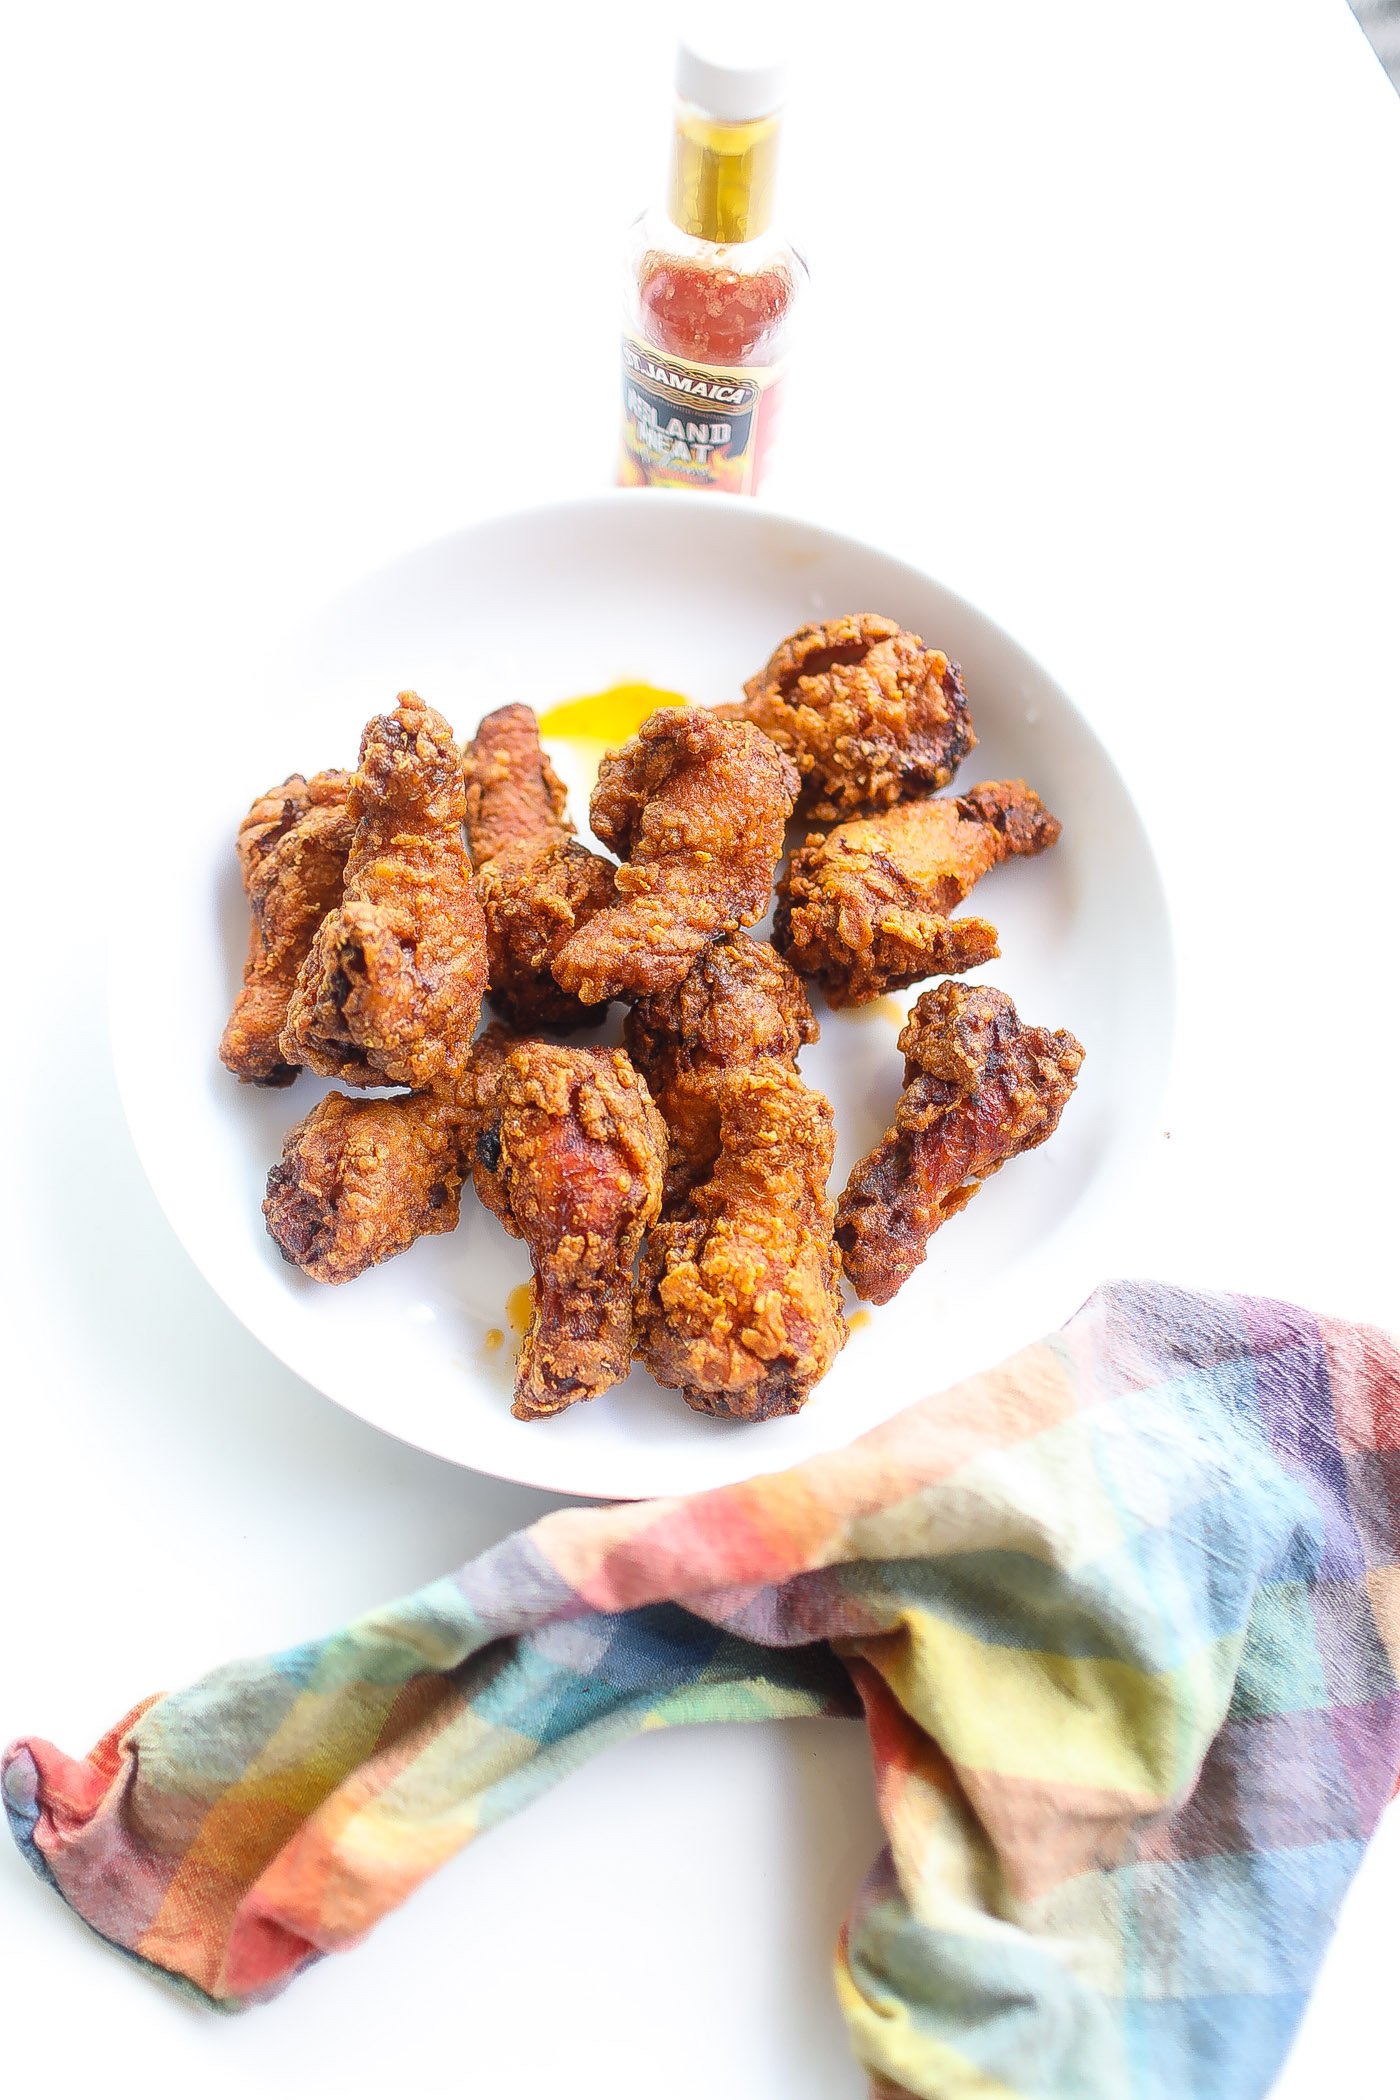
[111,491,1173,1500]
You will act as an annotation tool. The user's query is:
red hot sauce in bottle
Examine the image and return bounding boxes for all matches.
[619,36,805,496]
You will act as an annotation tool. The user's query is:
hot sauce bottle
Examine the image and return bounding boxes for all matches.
[618,34,805,497]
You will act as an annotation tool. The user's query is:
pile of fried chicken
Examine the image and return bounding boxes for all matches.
[220,613,1084,1425]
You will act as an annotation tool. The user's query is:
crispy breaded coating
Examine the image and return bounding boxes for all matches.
[625,931,818,1091]
[219,770,355,1087]
[281,696,487,1096]
[636,1062,847,1421]
[624,932,818,1198]
[836,982,1084,1304]
[550,707,799,1006]
[462,702,573,868]
[469,1042,667,1420]
[775,780,1061,1005]
[463,703,618,1033]
[458,1020,522,1227]
[723,613,976,821]
[478,841,618,1033]
[263,1090,470,1282]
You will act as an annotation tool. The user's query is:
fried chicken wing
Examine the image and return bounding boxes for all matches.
[836,982,1084,1304]
[463,703,618,1033]
[624,932,818,1197]
[469,1041,666,1420]
[219,770,355,1087]
[774,780,1061,1005]
[477,843,619,1033]
[263,1089,470,1282]
[723,613,976,821]
[550,708,799,1005]
[462,702,573,867]
[636,1062,847,1421]
[281,696,487,1095]
[624,930,817,1095]
[626,936,839,1414]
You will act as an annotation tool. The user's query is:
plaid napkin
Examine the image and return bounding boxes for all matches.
[6,1282,1399,2099]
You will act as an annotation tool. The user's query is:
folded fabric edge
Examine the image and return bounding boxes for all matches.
[2,1743,250,2014]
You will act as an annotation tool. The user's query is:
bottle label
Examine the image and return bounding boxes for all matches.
[618,334,785,495]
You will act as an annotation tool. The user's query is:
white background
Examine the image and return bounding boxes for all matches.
[2,3,1398,2095]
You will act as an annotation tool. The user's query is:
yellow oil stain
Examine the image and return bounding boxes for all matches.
[855,996,907,1026]
[482,1327,504,1353]
[539,681,691,750]
[506,1281,536,1339]
[848,1309,872,1333]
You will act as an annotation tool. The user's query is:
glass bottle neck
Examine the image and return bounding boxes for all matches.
[666,101,780,245]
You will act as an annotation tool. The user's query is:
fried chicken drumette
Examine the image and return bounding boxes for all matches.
[281,696,487,1096]
[468,1040,666,1420]
[624,932,818,1198]
[550,708,799,1006]
[463,703,617,1034]
[836,982,1084,1305]
[219,770,355,1087]
[722,613,976,821]
[636,1062,847,1422]
[774,780,1061,1005]
[263,1089,471,1282]
[462,701,573,864]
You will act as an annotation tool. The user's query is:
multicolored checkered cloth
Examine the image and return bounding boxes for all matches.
[6,1282,1400,2097]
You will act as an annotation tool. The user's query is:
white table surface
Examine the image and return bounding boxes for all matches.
[3,4,1398,2095]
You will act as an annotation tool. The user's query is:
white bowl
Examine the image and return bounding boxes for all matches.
[111,491,1173,1500]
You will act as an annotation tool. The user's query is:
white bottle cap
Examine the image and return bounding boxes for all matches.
[675,25,786,123]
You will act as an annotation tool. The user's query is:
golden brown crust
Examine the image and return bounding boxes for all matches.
[624,936,839,1414]
[723,613,976,821]
[636,1062,847,1420]
[835,982,1084,1304]
[454,1022,516,1226]
[468,1041,667,1420]
[774,780,1060,1005]
[263,1090,470,1282]
[219,771,355,1086]
[550,708,800,1005]
[462,703,618,1031]
[624,932,818,1200]
[462,702,573,868]
[280,696,488,1097]
[478,840,618,1033]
